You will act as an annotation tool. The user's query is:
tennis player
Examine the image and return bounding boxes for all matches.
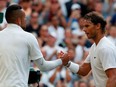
[60,12,116,87]
[0,5,62,87]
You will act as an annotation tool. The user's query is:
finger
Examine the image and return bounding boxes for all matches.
[60,51,65,54]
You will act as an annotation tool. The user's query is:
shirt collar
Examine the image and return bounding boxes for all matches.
[95,36,106,47]
[6,24,23,31]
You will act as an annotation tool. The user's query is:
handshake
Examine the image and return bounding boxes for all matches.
[57,51,79,74]
[57,51,71,67]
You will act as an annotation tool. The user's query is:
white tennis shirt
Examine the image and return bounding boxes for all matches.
[0,24,43,87]
[85,36,116,87]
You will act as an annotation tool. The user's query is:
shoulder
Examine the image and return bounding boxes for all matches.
[89,43,95,52]
[98,38,115,52]
[23,31,36,38]
[98,37,115,49]
[22,31,37,44]
[98,44,116,56]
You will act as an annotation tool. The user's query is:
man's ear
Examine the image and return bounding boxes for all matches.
[16,18,21,26]
[96,23,101,30]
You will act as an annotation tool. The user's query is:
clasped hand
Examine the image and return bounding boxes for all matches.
[57,51,71,66]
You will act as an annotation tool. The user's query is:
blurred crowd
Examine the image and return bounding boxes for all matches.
[0,0,116,87]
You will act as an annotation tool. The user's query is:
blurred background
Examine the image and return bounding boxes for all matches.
[0,0,116,87]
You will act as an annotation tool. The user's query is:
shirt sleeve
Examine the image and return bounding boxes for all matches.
[84,54,91,63]
[28,34,43,60]
[99,47,116,71]
[84,44,95,63]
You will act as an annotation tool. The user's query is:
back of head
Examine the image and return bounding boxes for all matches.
[5,4,22,23]
[83,12,106,33]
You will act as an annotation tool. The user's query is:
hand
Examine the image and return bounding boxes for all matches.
[57,51,64,58]
[70,10,80,19]
[58,52,70,66]
[57,9,63,17]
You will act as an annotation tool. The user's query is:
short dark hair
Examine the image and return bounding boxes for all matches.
[5,4,22,23]
[83,12,106,33]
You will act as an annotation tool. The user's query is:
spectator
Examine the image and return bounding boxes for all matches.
[48,15,65,45]
[42,32,65,61]
[0,0,7,30]
[37,24,49,48]
[26,12,41,37]
[48,65,72,87]
[67,3,81,30]
[19,0,32,24]
[65,0,89,17]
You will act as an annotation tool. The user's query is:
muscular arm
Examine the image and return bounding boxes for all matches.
[77,63,91,76]
[59,52,91,76]
[67,61,91,76]
[33,57,62,72]
[106,68,116,87]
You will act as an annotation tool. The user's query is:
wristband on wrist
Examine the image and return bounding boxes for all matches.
[68,62,79,73]
[65,61,71,67]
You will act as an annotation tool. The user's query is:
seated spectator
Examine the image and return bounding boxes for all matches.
[37,24,49,48]
[67,3,81,31]
[25,12,41,37]
[0,0,7,30]
[48,65,72,87]
[48,15,65,45]
[42,32,66,61]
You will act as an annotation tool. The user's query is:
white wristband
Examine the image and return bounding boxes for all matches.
[68,62,79,73]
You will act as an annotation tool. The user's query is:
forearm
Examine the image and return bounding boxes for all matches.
[106,77,116,87]
[59,16,67,28]
[67,62,91,76]
[66,70,71,82]
[49,71,57,84]
[34,57,62,72]
[78,66,90,76]
[67,18,73,27]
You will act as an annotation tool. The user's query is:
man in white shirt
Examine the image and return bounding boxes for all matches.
[0,5,62,87]
[60,12,116,87]
[48,15,65,45]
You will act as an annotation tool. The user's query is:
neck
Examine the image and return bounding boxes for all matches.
[93,33,104,45]
[31,23,38,29]
[31,22,38,25]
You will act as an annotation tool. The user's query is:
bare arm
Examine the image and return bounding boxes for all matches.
[59,52,91,76]
[57,9,67,28]
[106,68,116,87]
[66,69,72,82]
[49,69,58,84]
[77,63,91,76]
